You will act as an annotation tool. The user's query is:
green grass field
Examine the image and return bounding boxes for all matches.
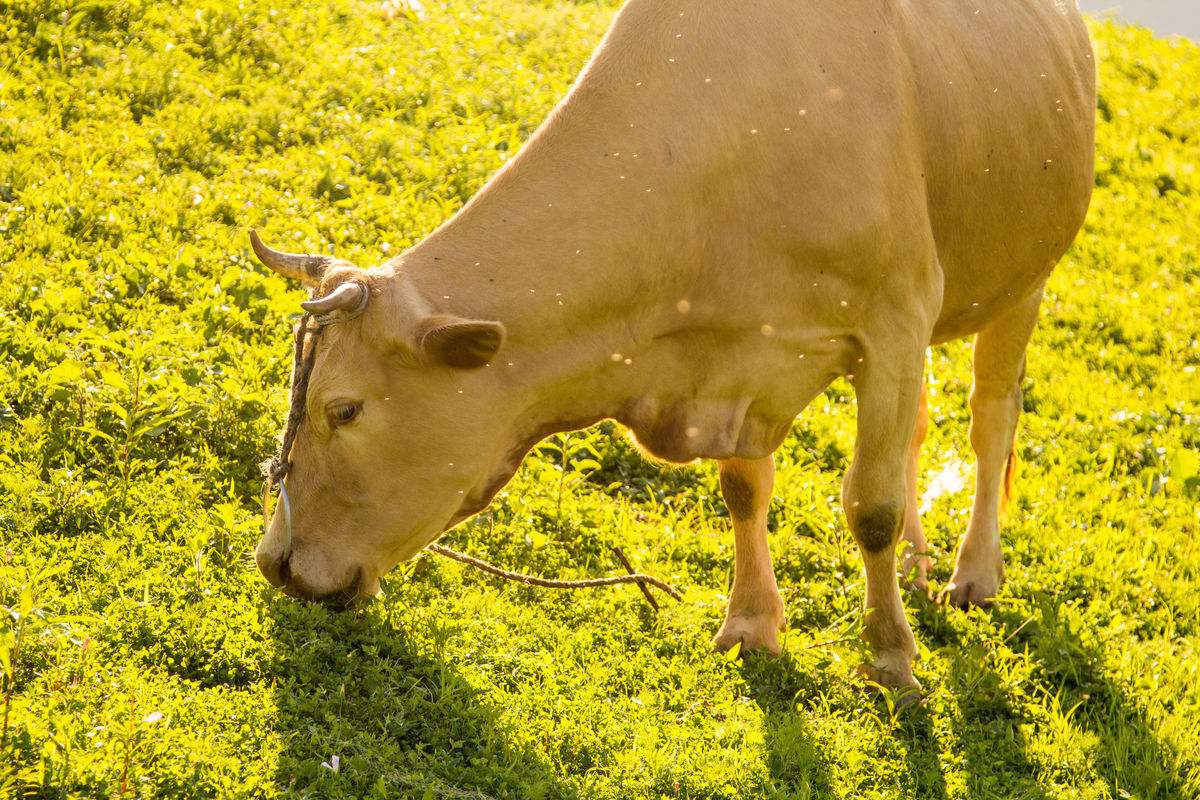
[2,1,1199,797]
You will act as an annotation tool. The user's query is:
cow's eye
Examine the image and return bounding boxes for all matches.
[326,402,361,427]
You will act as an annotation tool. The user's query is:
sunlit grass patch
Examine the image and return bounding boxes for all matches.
[1,2,1198,797]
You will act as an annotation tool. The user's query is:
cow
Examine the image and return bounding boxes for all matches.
[250,0,1095,693]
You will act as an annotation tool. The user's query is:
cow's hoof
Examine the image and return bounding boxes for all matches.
[858,658,922,704]
[712,614,783,657]
[939,569,1002,610]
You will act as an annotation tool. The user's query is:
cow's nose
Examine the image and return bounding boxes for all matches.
[255,549,291,588]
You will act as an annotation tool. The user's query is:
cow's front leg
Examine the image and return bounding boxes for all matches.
[844,338,927,693]
[713,456,785,656]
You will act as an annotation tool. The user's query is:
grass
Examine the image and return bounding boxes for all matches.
[1,1,1198,797]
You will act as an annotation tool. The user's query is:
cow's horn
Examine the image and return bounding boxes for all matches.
[250,229,332,284]
[301,281,369,315]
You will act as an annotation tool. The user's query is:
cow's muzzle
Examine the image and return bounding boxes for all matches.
[256,546,366,610]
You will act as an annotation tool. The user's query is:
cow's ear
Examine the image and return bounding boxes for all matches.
[414,316,505,369]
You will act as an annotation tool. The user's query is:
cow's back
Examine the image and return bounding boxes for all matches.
[573,0,1095,341]
[436,0,1095,348]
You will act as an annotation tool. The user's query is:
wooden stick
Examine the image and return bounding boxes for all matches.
[427,543,681,604]
[612,546,660,611]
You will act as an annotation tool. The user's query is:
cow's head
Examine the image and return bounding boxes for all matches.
[250,231,514,605]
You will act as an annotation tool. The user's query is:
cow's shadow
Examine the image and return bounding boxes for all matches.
[909,595,1188,800]
[739,594,1187,800]
[739,651,952,799]
[976,598,1189,800]
[264,586,1186,799]
[917,596,1182,799]
[737,654,838,797]
[266,594,577,799]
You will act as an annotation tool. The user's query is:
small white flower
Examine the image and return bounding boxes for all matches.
[320,754,341,772]
[380,0,425,20]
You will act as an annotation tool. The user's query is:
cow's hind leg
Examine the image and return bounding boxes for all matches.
[900,380,932,593]
[713,456,785,655]
[942,289,1043,609]
[844,330,929,692]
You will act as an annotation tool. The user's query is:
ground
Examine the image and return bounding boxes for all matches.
[1,1,1198,798]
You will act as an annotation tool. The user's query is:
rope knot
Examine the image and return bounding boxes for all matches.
[264,458,290,486]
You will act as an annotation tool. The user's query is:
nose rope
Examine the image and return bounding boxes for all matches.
[261,304,682,610]
[262,313,325,561]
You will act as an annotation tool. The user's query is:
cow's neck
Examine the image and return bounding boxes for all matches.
[399,81,698,331]
[394,94,731,455]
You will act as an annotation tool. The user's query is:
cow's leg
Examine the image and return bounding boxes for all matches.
[713,455,785,655]
[900,380,932,593]
[844,334,927,691]
[943,290,1042,609]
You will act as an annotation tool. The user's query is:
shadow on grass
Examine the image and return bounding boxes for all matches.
[740,648,956,799]
[266,594,575,800]
[1009,597,1190,799]
[911,597,1056,800]
[738,654,837,798]
[941,644,1055,800]
[917,595,1189,800]
[260,581,1188,799]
